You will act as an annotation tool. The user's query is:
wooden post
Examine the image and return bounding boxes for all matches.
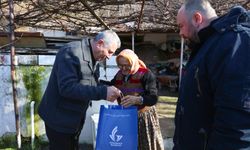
[8,0,21,148]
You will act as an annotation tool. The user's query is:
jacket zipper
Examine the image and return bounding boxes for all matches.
[195,67,202,96]
[199,128,208,150]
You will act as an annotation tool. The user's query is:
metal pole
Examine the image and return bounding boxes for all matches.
[30,101,35,149]
[179,37,184,89]
[8,0,21,148]
[132,31,135,51]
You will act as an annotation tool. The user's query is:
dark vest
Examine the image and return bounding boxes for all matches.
[78,39,99,87]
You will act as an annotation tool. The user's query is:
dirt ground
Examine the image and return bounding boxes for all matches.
[158,114,175,139]
[157,88,176,139]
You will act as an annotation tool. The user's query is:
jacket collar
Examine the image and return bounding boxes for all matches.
[82,38,92,62]
[188,24,215,61]
[81,38,97,71]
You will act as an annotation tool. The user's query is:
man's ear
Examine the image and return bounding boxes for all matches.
[96,39,104,48]
[193,12,203,25]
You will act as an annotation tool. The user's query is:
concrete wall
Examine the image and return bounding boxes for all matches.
[0,54,53,140]
[143,33,179,46]
[144,33,167,46]
[0,66,16,137]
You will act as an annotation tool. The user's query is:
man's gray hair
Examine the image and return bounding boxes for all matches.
[183,0,217,20]
[94,30,121,48]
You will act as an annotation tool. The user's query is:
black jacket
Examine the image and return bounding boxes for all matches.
[38,39,107,133]
[173,6,250,150]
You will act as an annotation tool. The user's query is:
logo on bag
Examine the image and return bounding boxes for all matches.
[109,126,123,147]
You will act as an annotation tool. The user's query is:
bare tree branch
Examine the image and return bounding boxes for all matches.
[0,0,248,33]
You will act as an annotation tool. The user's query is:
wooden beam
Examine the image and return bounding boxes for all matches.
[137,0,145,31]
[79,0,110,30]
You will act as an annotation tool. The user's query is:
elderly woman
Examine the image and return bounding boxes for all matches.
[105,49,164,150]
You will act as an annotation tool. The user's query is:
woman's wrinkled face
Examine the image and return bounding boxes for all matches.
[117,57,131,75]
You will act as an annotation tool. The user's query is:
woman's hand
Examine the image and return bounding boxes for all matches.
[120,95,142,107]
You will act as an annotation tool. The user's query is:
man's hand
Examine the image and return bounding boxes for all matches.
[106,86,121,102]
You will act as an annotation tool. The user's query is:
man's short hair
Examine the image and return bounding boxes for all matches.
[94,30,121,49]
[183,0,216,20]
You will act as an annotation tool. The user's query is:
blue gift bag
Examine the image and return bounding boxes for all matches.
[95,105,138,150]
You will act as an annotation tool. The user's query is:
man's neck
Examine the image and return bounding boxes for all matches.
[198,16,218,33]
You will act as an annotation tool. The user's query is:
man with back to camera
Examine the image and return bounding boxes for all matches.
[38,30,122,150]
[174,0,250,149]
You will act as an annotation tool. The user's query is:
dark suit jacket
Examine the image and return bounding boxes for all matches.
[38,38,107,133]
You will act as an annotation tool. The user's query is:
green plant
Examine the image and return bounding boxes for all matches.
[0,133,16,148]
[0,135,49,150]
[21,66,46,136]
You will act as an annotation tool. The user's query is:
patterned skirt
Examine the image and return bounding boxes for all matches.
[138,106,164,150]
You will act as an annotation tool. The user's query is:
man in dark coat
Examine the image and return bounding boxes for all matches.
[38,30,122,150]
[173,0,250,149]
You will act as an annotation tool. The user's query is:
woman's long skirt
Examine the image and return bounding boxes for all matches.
[138,106,164,150]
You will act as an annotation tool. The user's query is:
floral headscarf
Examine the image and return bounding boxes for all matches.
[116,49,147,74]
